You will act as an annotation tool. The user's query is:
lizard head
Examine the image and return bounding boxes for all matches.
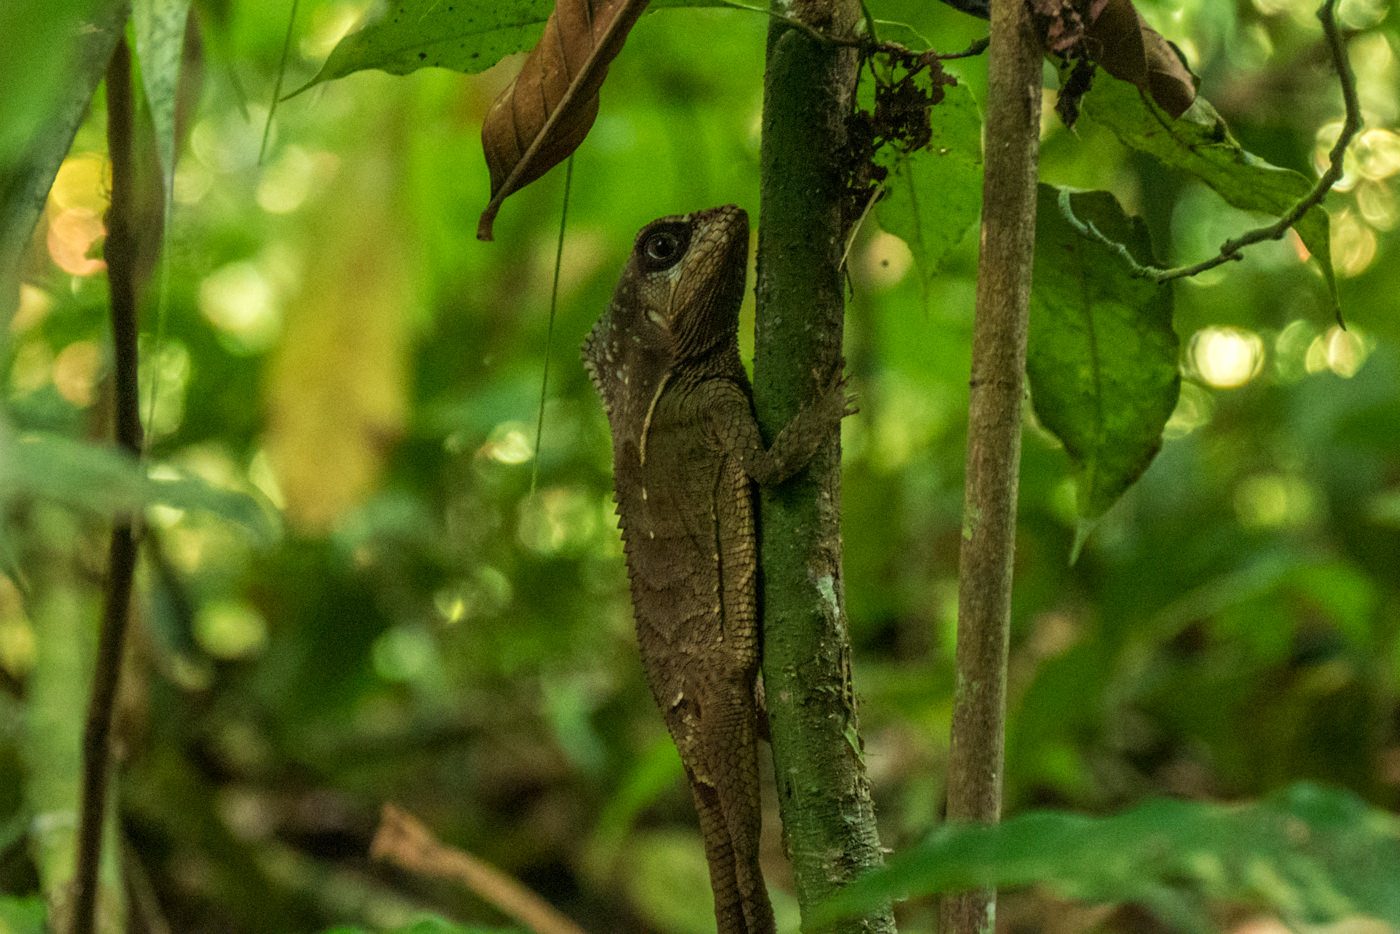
[582,205,749,423]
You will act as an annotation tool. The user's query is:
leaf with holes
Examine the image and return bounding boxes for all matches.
[1027,185,1179,550]
[875,81,982,291]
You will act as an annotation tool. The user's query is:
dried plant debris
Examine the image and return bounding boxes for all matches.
[1030,0,1196,126]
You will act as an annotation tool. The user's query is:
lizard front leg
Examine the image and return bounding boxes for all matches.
[702,374,852,489]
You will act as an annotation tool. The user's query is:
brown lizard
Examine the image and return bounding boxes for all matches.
[582,205,849,934]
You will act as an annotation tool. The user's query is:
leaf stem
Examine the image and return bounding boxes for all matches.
[1065,0,1359,327]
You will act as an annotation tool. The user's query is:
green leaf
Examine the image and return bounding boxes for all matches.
[1028,185,1180,535]
[298,0,730,93]
[813,783,1400,932]
[132,0,190,183]
[0,430,279,541]
[320,919,521,934]
[0,895,47,934]
[1081,73,1338,314]
[875,82,982,290]
[0,1,126,330]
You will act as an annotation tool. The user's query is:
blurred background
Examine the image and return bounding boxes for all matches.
[3,0,1400,930]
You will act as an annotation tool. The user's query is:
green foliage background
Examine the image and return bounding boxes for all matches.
[3,0,1400,931]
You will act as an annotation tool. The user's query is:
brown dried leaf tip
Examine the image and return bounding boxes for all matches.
[1031,0,1197,126]
[477,0,651,240]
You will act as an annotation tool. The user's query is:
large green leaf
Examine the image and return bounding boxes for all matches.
[814,783,1400,933]
[1081,73,1338,313]
[875,81,982,290]
[1028,185,1179,544]
[0,430,279,541]
[299,0,727,92]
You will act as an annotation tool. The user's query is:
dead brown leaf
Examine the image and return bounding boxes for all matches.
[1034,0,1196,125]
[1086,0,1196,118]
[477,0,651,240]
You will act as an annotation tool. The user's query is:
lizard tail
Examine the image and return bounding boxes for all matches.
[691,682,775,934]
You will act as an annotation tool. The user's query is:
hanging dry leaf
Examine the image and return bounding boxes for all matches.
[1085,0,1195,118]
[1032,0,1196,124]
[477,0,651,240]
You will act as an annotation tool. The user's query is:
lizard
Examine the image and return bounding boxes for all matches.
[581,204,849,934]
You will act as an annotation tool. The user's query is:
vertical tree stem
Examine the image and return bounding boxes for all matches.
[939,0,1041,931]
[755,2,894,931]
[72,35,144,934]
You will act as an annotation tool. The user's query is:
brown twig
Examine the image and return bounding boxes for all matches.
[71,34,145,934]
[371,804,586,934]
[1061,0,1359,319]
[940,0,1041,929]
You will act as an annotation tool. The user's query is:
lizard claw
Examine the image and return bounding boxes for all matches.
[816,365,857,420]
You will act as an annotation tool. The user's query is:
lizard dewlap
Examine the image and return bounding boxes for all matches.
[582,205,848,934]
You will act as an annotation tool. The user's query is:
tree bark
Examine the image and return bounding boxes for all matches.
[755,2,894,931]
[940,0,1042,931]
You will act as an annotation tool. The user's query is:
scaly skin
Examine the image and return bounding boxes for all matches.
[583,205,847,934]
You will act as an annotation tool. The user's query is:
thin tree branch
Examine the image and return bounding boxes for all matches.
[940,0,1041,928]
[71,34,144,934]
[371,804,586,934]
[1059,0,1359,304]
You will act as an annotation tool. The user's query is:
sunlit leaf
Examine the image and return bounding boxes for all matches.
[875,81,982,290]
[813,783,1400,932]
[1028,185,1179,545]
[1081,74,1338,313]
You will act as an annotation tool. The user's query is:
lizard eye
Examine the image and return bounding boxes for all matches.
[638,223,690,271]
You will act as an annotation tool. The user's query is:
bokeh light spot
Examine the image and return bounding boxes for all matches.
[1306,325,1371,378]
[372,625,436,683]
[50,153,109,212]
[1331,209,1378,277]
[47,208,106,276]
[199,261,283,352]
[196,601,269,660]
[53,340,102,406]
[479,422,533,465]
[857,230,914,292]
[1164,381,1216,438]
[1234,474,1321,530]
[1189,326,1264,389]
